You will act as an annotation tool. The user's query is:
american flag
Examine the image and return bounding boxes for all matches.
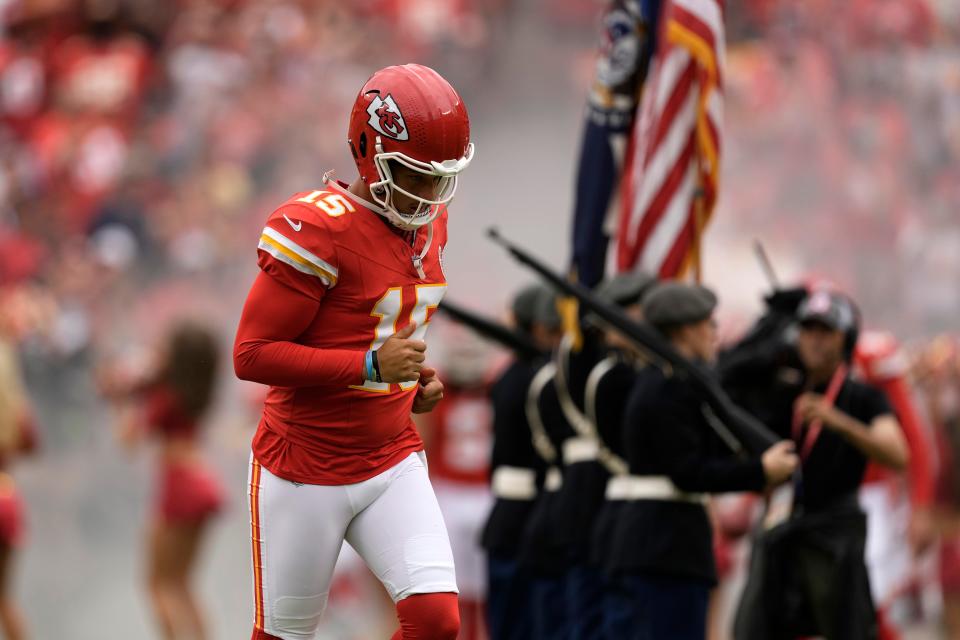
[615,0,724,279]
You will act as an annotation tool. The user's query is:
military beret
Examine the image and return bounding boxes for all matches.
[595,271,657,308]
[511,284,543,330]
[534,286,562,330]
[512,284,561,331]
[642,281,717,328]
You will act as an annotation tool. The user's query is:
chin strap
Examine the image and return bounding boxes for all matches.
[323,171,433,279]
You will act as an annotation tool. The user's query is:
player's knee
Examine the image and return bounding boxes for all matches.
[428,599,460,640]
[433,607,460,640]
[396,592,460,640]
[267,593,328,640]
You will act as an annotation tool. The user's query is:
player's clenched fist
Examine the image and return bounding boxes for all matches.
[412,367,444,414]
[376,322,426,382]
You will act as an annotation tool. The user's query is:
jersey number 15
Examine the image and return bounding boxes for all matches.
[351,283,447,393]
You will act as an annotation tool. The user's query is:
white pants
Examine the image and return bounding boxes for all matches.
[860,481,911,607]
[248,451,458,640]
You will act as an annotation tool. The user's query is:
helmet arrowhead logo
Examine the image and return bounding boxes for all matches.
[367,94,409,141]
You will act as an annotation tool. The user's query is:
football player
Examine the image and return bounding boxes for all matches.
[855,331,936,640]
[233,64,474,640]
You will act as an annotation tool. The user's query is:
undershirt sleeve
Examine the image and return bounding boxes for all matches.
[233,271,365,387]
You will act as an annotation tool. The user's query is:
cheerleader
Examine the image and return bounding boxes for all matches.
[103,322,223,640]
[0,335,36,640]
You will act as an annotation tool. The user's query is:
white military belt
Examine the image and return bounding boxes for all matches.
[562,436,600,465]
[605,475,707,504]
[491,466,537,501]
[544,466,563,492]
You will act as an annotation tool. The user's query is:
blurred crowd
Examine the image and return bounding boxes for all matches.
[722,0,960,335]
[0,0,511,450]
[0,0,956,637]
[0,0,952,432]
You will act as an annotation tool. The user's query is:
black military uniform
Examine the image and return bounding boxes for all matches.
[586,350,637,589]
[482,285,555,640]
[551,273,652,639]
[517,356,578,640]
[602,282,770,640]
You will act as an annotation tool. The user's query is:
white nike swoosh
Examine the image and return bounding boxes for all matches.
[283,215,302,232]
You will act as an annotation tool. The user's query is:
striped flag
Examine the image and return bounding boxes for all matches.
[615,0,724,279]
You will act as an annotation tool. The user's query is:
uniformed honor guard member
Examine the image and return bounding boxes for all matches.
[482,285,561,640]
[601,282,799,640]
[552,272,654,639]
[515,289,579,640]
[587,317,648,640]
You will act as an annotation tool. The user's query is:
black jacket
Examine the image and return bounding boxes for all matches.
[552,332,624,564]
[588,354,637,570]
[607,366,766,583]
[481,358,548,556]
[517,362,577,575]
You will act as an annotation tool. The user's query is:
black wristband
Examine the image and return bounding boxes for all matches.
[371,349,383,383]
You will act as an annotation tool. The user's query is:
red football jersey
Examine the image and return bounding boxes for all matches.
[426,385,492,485]
[246,184,449,484]
[856,330,935,507]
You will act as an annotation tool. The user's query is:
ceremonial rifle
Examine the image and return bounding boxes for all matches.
[486,228,779,455]
[437,299,544,361]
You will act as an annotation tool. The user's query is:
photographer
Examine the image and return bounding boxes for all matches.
[732,289,909,640]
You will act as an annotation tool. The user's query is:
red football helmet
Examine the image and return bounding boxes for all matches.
[855,330,907,382]
[347,64,474,230]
